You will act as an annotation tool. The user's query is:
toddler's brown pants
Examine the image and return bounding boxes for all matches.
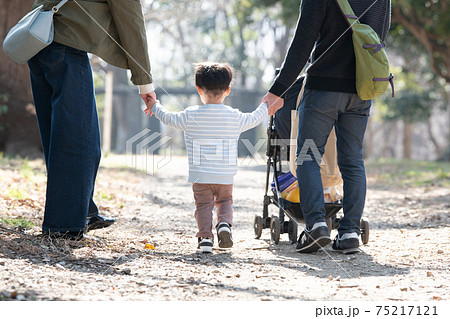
[192,183,233,238]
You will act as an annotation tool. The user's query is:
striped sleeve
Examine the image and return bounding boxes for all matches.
[153,102,187,131]
[238,103,268,132]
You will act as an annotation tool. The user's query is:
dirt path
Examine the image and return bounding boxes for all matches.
[0,155,449,302]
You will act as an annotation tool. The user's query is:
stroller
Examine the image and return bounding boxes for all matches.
[254,76,370,245]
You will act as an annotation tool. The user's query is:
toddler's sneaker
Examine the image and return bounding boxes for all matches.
[296,222,331,253]
[216,222,233,248]
[197,237,213,254]
[332,232,360,254]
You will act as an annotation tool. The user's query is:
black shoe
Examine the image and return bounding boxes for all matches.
[87,214,116,231]
[296,224,331,253]
[332,233,360,254]
[216,222,233,248]
[42,231,85,241]
[197,237,213,254]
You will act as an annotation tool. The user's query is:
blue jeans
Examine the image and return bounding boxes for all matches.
[28,42,101,233]
[296,89,371,235]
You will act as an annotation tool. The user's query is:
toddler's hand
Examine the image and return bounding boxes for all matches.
[144,107,153,116]
[143,95,159,117]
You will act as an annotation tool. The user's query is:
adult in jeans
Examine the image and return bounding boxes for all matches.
[263,0,391,253]
[28,0,156,239]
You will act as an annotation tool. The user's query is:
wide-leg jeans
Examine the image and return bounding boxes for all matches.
[28,42,101,233]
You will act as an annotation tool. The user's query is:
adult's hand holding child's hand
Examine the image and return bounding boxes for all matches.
[141,92,157,116]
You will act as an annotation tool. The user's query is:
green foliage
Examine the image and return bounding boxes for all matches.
[96,190,115,201]
[392,0,450,37]
[6,186,29,200]
[19,158,36,181]
[381,89,433,123]
[0,217,35,229]
[381,0,449,125]
[249,0,300,27]
[391,0,450,82]
[377,69,437,123]
[145,0,301,89]
[0,152,6,166]
[367,159,450,187]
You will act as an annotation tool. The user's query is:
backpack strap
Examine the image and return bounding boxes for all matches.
[334,0,359,28]
[374,73,395,97]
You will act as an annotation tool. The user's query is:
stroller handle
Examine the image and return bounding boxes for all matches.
[269,115,274,128]
[266,115,275,155]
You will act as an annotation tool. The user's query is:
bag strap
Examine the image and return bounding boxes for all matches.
[295,77,307,112]
[334,0,359,28]
[52,0,69,13]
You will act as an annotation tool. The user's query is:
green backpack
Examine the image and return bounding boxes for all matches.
[335,0,394,100]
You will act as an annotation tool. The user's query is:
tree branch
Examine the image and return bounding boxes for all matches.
[392,6,450,83]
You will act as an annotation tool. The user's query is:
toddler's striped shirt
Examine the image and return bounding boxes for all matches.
[153,102,268,184]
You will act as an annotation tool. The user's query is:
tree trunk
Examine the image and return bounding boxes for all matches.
[392,5,450,84]
[382,121,397,158]
[0,0,42,157]
[426,118,443,158]
[402,121,413,159]
[438,93,450,161]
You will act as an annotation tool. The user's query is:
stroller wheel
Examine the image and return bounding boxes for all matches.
[360,219,370,245]
[288,220,298,244]
[254,215,263,239]
[270,216,280,244]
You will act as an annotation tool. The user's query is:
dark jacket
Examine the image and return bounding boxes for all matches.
[269,0,391,96]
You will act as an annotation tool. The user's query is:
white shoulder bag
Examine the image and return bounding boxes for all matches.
[2,0,68,64]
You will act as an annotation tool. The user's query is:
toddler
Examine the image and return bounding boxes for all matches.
[145,62,268,253]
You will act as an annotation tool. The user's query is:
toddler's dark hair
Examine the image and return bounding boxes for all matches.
[194,62,233,96]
